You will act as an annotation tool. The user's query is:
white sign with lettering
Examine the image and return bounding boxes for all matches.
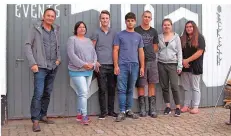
[202,4,231,87]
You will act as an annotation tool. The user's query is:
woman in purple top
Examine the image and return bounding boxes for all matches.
[66,21,97,125]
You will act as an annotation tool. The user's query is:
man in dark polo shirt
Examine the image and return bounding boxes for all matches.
[25,8,61,132]
[91,10,117,119]
[135,10,159,118]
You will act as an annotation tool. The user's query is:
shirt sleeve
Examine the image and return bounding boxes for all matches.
[138,35,144,48]
[113,32,120,46]
[176,36,183,71]
[92,46,97,70]
[24,27,37,68]
[198,34,206,50]
[90,30,98,41]
[153,29,159,44]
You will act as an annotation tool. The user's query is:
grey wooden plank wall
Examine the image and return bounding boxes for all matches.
[6,4,223,119]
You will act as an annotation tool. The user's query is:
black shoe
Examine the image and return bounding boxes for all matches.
[149,112,158,118]
[126,110,139,119]
[98,113,107,120]
[174,108,181,117]
[115,112,126,122]
[108,112,117,117]
[164,107,171,115]
[140,112,147,117]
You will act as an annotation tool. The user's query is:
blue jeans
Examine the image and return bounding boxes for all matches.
[117,63,139,112]
[71,75,92,116]
[31,67,58,122]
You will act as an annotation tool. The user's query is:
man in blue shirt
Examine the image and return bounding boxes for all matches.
[113,12,145,122]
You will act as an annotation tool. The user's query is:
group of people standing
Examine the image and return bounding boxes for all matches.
[25,8,205,132]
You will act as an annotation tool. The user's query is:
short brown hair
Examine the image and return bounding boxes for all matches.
[100,10,110,18]
[162,18,172,26]
[142,10,152,16]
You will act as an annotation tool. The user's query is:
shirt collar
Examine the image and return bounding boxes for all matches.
[100,27,111,34]
[41,24,54,32]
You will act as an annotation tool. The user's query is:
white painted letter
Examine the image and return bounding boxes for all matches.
[31,4,37,18]
[46,4,52,8]
[23,4,30,18]
[54,4,60,18]
[15,4,21,18]
[38,4,44,18]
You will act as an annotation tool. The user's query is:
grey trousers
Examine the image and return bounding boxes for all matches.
[180,72,201,108]
[158,62,180,105]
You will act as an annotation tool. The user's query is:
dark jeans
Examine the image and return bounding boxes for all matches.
[117,63,139,112]
[31,67,58,122]
[95,64,116,114]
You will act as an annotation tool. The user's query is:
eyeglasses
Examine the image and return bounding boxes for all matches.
[186,26,193,28]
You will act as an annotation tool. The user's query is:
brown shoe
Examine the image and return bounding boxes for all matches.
[40,116,55,124]
[32,120,41,132]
